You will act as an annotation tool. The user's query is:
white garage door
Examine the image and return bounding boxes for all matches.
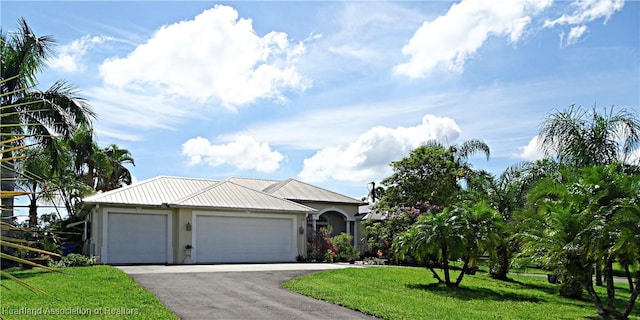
[195,214,296,263]
[107,213,169,264]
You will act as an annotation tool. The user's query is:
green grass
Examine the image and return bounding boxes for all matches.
[283,266,640,320]
[0,266,177,320]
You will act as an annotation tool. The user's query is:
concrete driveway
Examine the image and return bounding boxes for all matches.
[118,264,378,320]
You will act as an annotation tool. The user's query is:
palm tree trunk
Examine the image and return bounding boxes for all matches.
[455,258,470,286]
[442,246,451,286]
[1,158,16,219]
[490,245,510,280]
[622,271,640,320]
[595,259,603,286]
[28,182,38,227]
[624,264,634,293]
[584,278,607,318]
[428,266,443,283]
[604,257,616,311]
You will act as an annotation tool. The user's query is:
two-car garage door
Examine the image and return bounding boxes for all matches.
[194,213,297,263]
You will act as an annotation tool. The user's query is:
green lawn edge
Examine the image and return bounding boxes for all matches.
[0,265,177,320]
[283,266,639,320]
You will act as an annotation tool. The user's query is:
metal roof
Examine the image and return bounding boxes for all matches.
[83,176,218,206]
[264,179,365,204]
[82,176,360,211]
[357,204,386,221]
[173,181,315,212]
[225,177,278,191]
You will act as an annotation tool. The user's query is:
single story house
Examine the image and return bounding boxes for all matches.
[82,176,365,265]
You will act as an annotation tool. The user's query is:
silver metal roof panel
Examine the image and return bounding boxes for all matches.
[264,179,364,204]
[173,181,315,212]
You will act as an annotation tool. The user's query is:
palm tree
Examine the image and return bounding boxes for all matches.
[451,138,491,162]
[394,209,462,286]
[96,144,135,192]
[1,88,62,292]
[1,18,95,218]
[466,160,561,280]
[393,200,503,287]
[427,139,491,182]
[540,105,640,286]
[15,145,54,227]
[518,164,639,311]
[539,105,640,167]
[64,128,135,192]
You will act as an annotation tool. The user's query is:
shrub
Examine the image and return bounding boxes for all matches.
[331,233,360,262]
[50,254,99,267]
[307,226,337,262]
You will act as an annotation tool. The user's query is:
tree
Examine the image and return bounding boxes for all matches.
[540,105,640,286]
[95,144,135,192]
[448,139,491,181]
[1,85,62,292]
[466,160,561,280]
[540,105,640,167]
[378,140,489,211]
[47,131,135,218]
[15,145,55,227]
[518,164,640,319]
[393,200,503,287]
[1,18,95,218]
[378,144,458,211]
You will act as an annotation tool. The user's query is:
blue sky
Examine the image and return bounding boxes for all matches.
[3,0,639,200]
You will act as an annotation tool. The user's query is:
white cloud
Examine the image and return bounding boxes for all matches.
[516,135,545,160]
[544,0,624,27]
[394,0,551,78]
[299,114,461,183]
[99,5,310,109]
[49,35,112,72]
[181,135,284,173]
[566,25,588,45]
[545,0,625,46]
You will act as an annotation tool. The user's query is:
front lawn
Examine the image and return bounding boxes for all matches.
[0,266,177,320]
[283,266,639,320]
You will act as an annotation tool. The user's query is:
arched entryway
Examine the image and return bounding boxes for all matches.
[307,208,356,246]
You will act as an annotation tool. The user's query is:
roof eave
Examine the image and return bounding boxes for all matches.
[165,203,316,213]
[288,199,367,206]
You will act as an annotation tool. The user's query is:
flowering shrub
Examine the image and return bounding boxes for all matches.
[325,246,339,263]
[364,200,443,259]
[306,226,338,262]
[331,233,360,262]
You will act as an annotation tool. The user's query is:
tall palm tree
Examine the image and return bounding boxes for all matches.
[428,138,491,179]
[466,160,561,280]
[540,105,640,285]
[14,145,54,227]
[539,105,640,167]
[96,144,135,192]
[1,18,95,218]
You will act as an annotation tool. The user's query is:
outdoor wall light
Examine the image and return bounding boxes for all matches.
[186,222,192,231]
[298,226,304,234]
